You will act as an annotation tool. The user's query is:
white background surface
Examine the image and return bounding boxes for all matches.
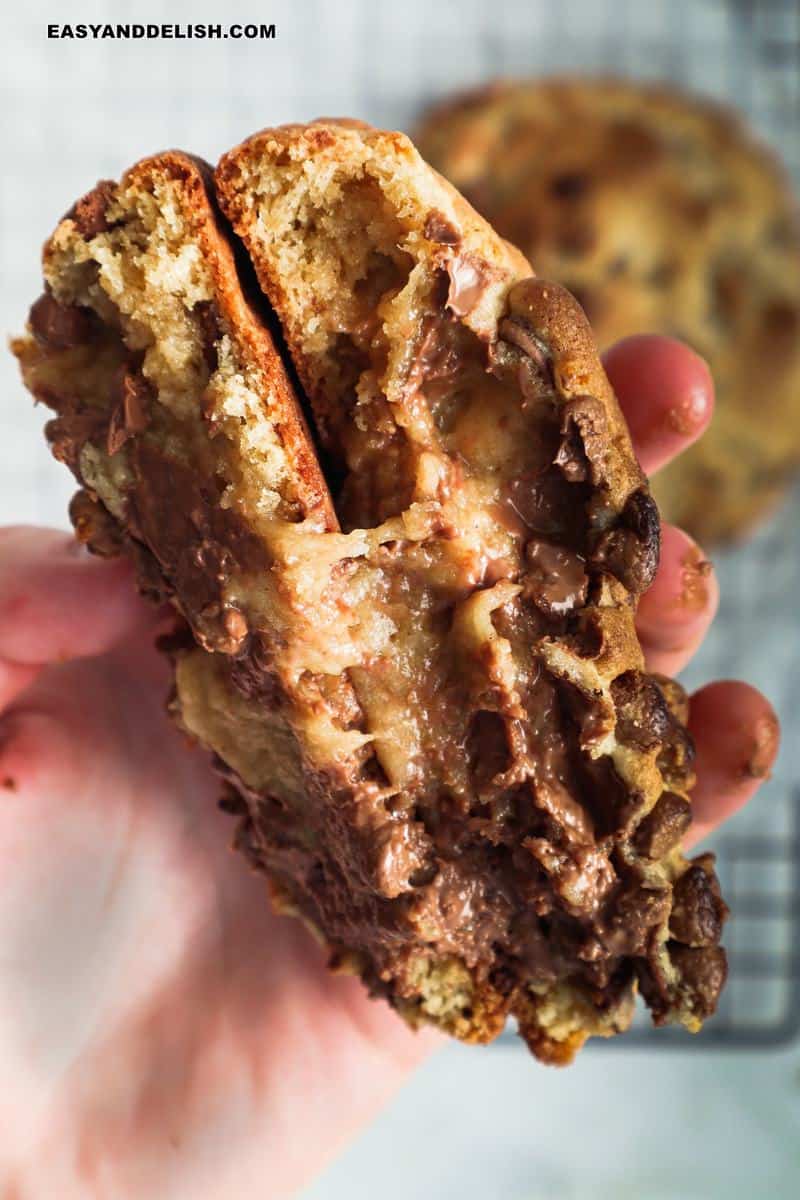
[2,2,799,1197]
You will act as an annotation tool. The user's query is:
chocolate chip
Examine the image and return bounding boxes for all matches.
[656,720,696,793]
[69,488,123,558]
[497,316,554,384]
[467,711,512,793]
[550,172,589,201]
[633,792,691,859]
[635,930,673,1021]
[107,367,152,455]
[611,670,671,751]
[489,965,517,996]
[424,210,461,245]
[446,255,493,317]
[669,943,727,1019]
[670,862,728,947]
[523,538,588,617]
[652,674,690,725]
[29,292,96,350]
[554,422,589,483]
[45,409,107,473]
[606,885,671,955]
[195,300,223,372]
[67,180,116,238]
[591,487,660,594]
[555,396,608,486]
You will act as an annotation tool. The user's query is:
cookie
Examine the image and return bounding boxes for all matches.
[14,125,728,1063]
[417,79,800,544]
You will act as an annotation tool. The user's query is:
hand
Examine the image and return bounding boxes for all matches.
[0,337,779,1198]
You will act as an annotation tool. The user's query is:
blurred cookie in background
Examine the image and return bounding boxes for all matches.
[417,78,800,544]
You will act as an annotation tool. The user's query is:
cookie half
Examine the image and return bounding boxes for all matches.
[417,79,800,543]
[215,120,727,1059]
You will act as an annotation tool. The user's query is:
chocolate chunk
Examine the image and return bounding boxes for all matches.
[523,538,588,617]
[591,487,660,594]
[603,885,671,956]
[195,300,223,372]
[45,409,107,473]
[611,670,671,751]
[656,718,696,793]
[446,255,493,316]
[635,929,673,1020]
[107,367,152,455]
[29,292,95,350]
[373,819,431,899]
[573,750,643,837]
[67,180,116,238]
[506,466,585,539]
[497,316,554,382]
[670,944,727,1019]
[556,396,609,486]
[424,210,461,245]
[550,172,590,201]
[652,674,690,725]
[128,539,173,605]
[128,442,268,651]
[633,792,691,859]
[554,426,588,482]
[229,636,284,706]
[69,488,123,558]
[670,861,728,947]
[467,710,512,793]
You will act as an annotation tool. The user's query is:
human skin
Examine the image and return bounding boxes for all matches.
[0,336,779,1198]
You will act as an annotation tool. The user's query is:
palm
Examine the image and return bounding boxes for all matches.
[1,631,428,1195]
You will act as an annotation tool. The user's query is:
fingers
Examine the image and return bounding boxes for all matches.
[604,335,773,850]
[0,526,157,679]
[603,334,714,476]
[684,681,780,850]
[636,524,719,676]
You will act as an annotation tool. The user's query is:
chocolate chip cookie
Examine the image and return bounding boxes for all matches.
[417,79,800,543]
[14,124,728,1063]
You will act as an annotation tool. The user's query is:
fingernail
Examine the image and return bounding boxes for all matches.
[678,546,714,612]
[666,388,709,437]
[741,712,780,781]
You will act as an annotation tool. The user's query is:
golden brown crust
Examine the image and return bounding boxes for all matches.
[122,152,337,531]
[417,77,800,543]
